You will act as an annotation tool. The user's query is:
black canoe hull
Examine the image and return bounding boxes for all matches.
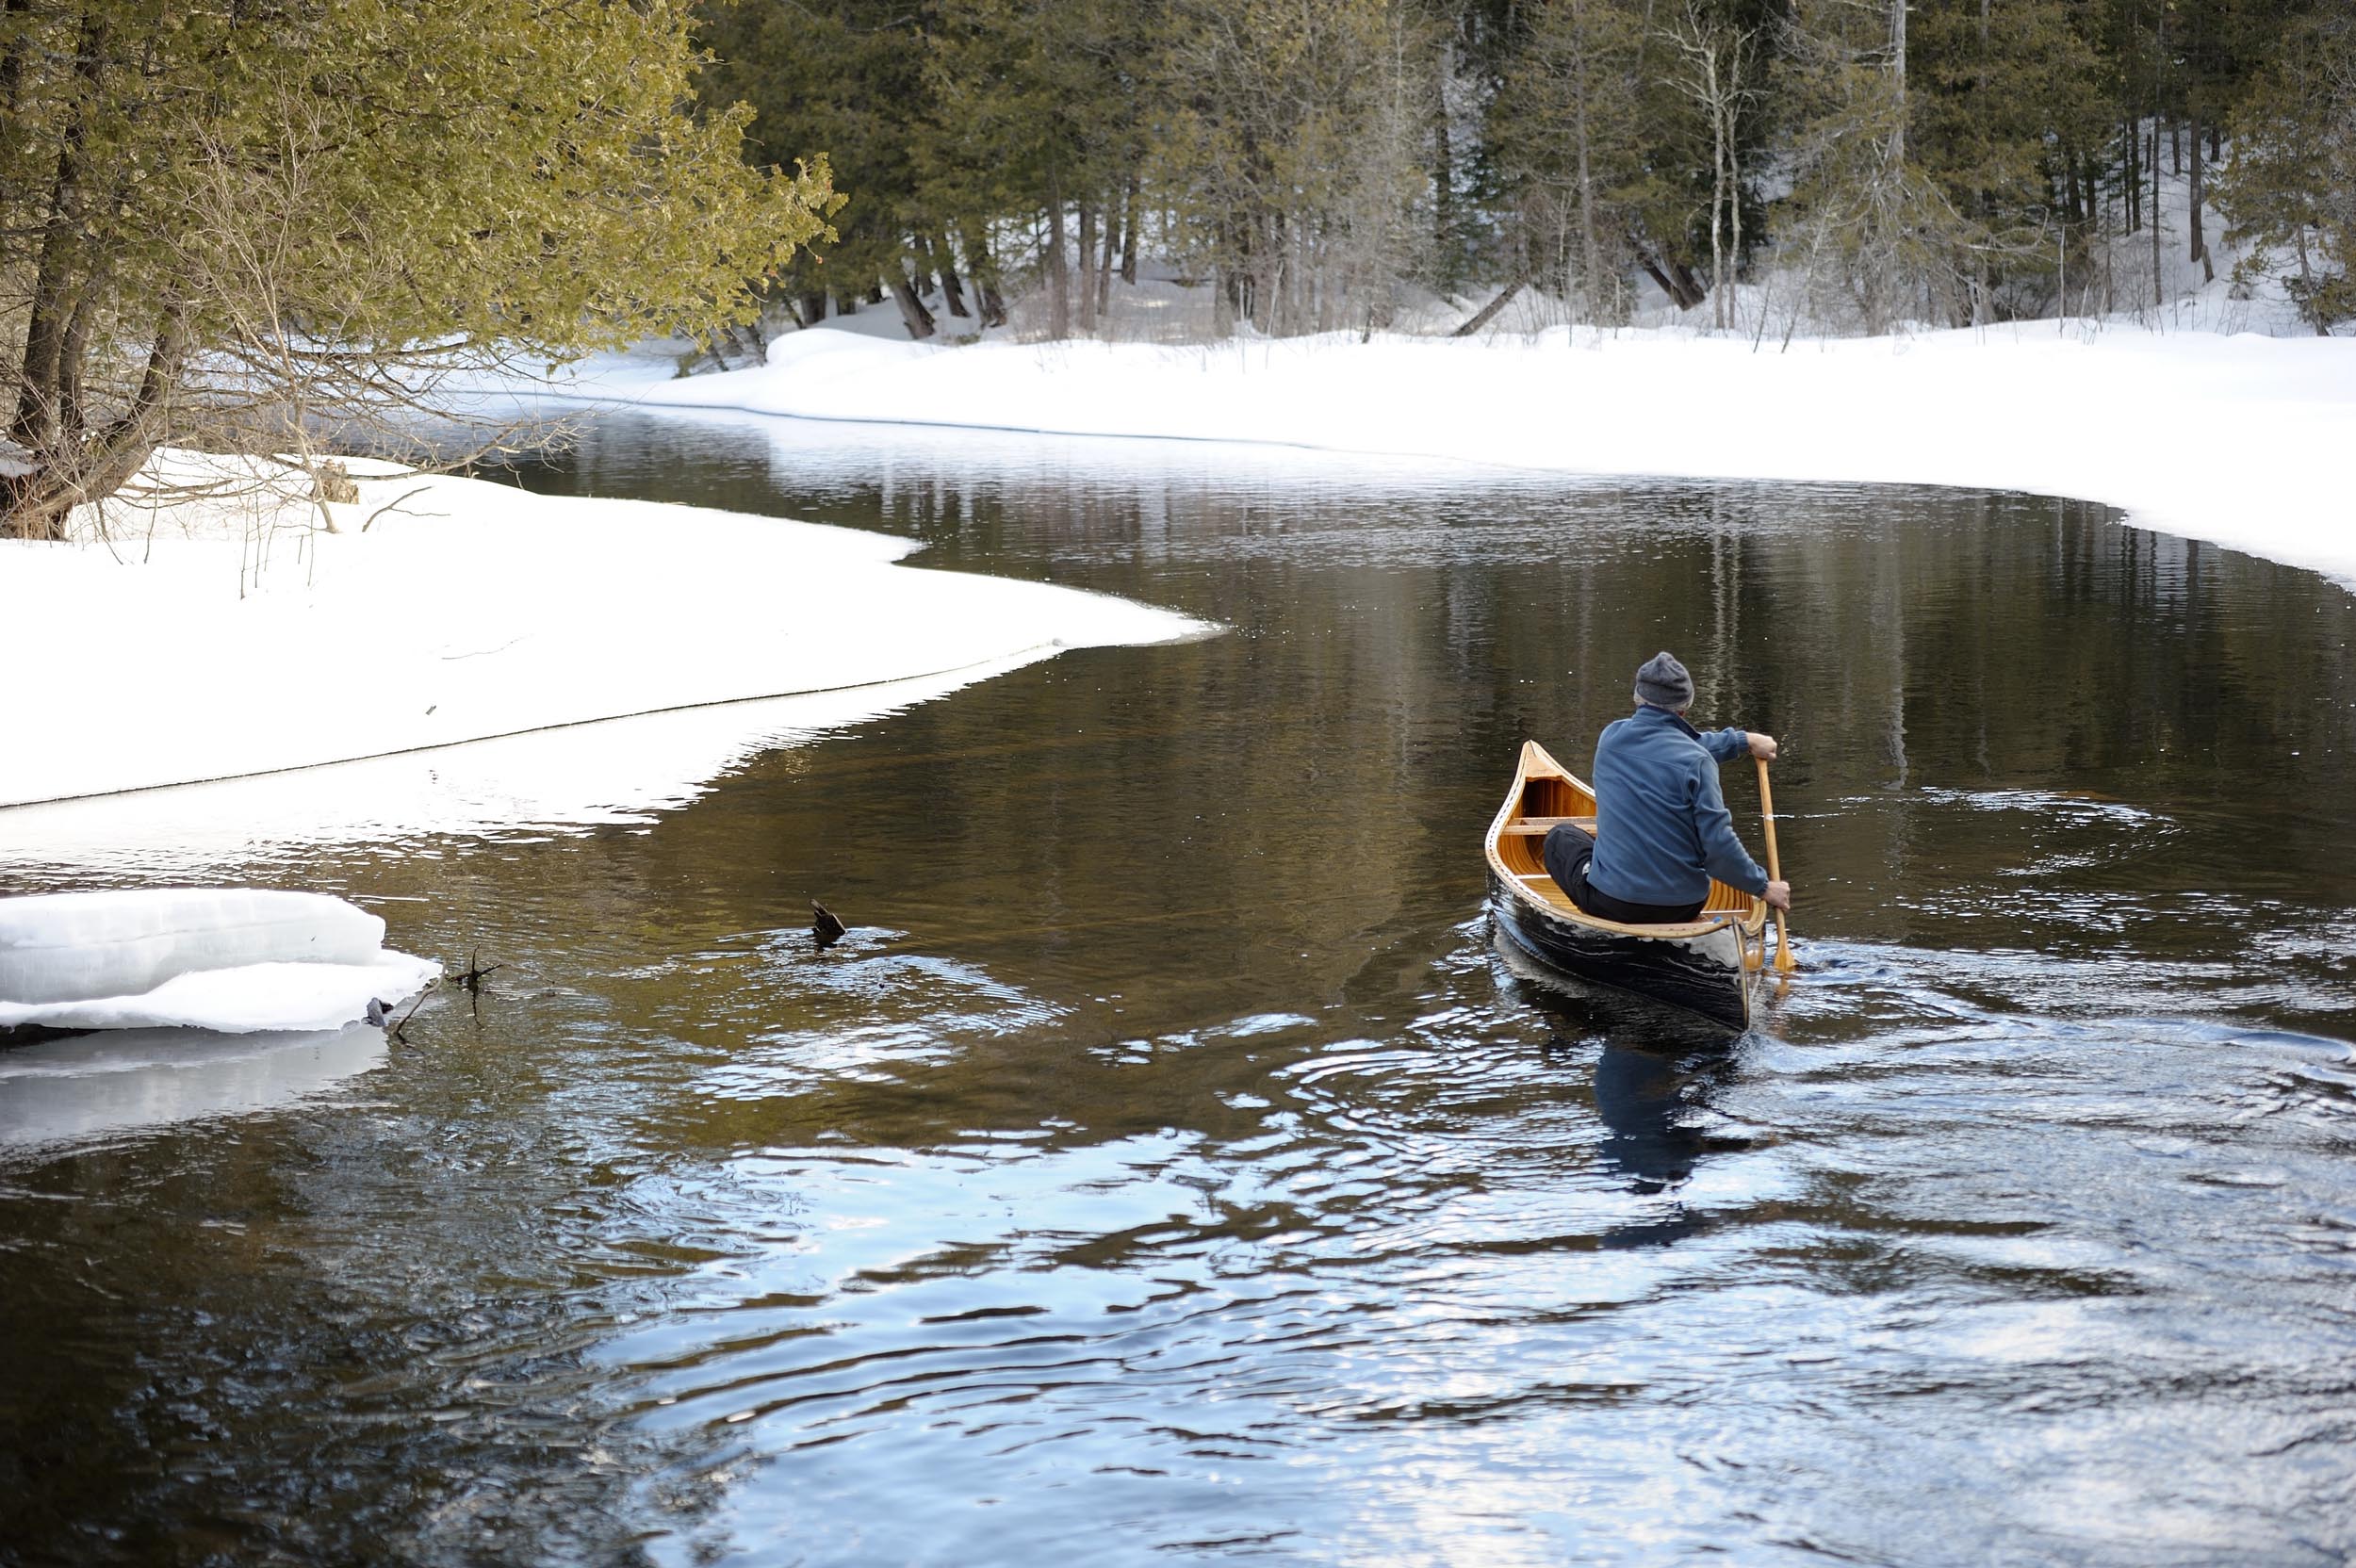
[1489,876,1756,1033]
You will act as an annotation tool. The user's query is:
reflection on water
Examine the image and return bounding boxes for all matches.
[0,1023,386,1149]
[3,411,2352,1565]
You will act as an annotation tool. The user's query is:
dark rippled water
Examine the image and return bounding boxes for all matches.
[4,414,2353,1566]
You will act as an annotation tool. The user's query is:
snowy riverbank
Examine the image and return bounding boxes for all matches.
[0,458,1206,813]
[521,322,2356,593]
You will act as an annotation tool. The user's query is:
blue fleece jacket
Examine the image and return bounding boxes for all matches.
[1587,705,1771,906]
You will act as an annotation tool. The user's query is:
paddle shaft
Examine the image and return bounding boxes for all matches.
[1755,756,1796,972]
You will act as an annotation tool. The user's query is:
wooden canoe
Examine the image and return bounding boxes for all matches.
[1484,739,1769,1032]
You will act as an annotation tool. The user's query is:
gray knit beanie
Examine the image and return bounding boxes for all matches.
[1634,651,1694,710]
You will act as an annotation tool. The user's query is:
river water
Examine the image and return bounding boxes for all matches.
[3,413,2353,1566]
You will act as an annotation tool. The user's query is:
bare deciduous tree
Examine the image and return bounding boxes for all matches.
[1663,1,1767,330]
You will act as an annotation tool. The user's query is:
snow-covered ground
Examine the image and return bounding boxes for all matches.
[558,152,2348,592]
[0,456,1207,814]
[513,320,2356,595]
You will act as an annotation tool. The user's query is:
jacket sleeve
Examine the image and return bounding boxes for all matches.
[1690,762,1770,895]
[1699,726,1750,762]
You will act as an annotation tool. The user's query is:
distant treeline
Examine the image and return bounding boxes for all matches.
[701,0,2354,337]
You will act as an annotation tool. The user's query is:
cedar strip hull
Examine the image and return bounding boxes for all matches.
[1488,879,1755,1032]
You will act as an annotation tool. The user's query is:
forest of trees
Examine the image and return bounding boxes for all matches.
[3,1,2347,533]
[699,0,2355,342]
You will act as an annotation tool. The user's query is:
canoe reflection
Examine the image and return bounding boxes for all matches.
[1509,949,1751,1247]
[1591,1039,1701,1193]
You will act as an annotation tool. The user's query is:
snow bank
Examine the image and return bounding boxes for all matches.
[520,322,2356,593]
[1,957,439,1034]
[0,889,436,1033]
[0,887,387,1004]
[0,458,1206,808]
[0,1021,385,1150]
[0,658,1039,878]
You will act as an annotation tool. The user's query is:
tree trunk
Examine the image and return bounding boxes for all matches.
[10,8,109,453]
[1075,202,1096,333]
[1890,0,1906,171]
[2150,5,2166,306]
[1097,197,1118,320]
[3,302,184,541]
[57,281,100,437]
[1631,242,1703,310]
[2293,226,2327,335]
[959,222,1008,327]
[1287,212,1306,335]
[2056,211,2069,319]
[800,291,829,328]
[1725,59,1743,332]
[930,233,971,318]
[4,429,155,539]
[1119,175,1139,285]
[1451,277,1527,336]
[2124,116,2139,232]
[1046,173,1071,339]
[1572,1,1604,318]
[2187,106,2211,280]
[13,149,88,450]
[1710,141,1727,329]
[1433,102,1456,294]
[887,271,937,340]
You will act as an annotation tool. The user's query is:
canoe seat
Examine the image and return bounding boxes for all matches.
[1497,816,1597,838]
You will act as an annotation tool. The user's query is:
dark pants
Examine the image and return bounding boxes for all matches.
[1542,824,1705,924]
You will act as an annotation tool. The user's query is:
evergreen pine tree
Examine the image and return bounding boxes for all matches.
[2214,6,2355,330]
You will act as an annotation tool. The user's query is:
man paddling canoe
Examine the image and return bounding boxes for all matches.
[1542,651,1793,925]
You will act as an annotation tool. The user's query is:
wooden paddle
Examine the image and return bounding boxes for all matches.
[1755,756,1798,973]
